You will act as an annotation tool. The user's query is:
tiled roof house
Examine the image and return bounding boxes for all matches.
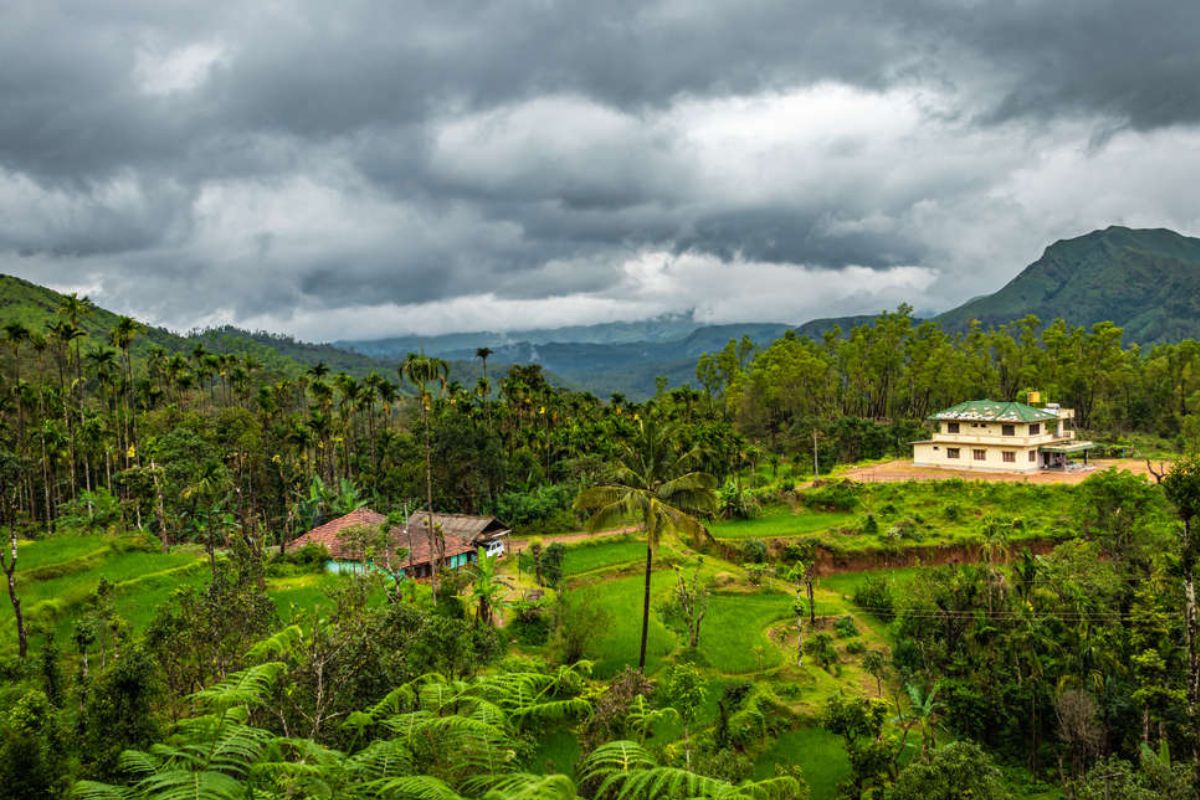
[289,508,510,577]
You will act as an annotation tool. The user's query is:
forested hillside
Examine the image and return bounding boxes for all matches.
[0,274,395,378]
[935,226,1200,342]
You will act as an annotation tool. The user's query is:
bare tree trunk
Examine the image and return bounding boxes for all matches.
[1185,540,1199,786]
[2,527,27,658]
[422,400,439,601]
[638,541,652,671]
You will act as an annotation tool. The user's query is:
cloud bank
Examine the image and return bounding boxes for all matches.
[3,1,1200,338]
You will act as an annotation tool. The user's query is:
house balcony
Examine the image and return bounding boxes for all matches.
[930,429,1074,446]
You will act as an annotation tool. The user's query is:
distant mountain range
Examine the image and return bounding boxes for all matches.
[337,316,795,397]
[5,225,1200,398]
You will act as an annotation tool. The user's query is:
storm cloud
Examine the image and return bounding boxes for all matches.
[3,0,1200,339]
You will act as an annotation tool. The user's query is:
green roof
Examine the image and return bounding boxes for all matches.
[929,399,1059,423]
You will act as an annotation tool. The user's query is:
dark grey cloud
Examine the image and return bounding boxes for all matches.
[2,0,1200,337]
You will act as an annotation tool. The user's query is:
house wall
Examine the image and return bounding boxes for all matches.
[933,421,1067,446]
[324,550,478,577]
[913,441,1040,473]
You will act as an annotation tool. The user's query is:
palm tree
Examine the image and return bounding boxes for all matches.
[475,346,494,395]
[400,353,449,597]
[4,322,31,450]
[574,417,717,670]
[109,316,144,464]
[469,547,511,626]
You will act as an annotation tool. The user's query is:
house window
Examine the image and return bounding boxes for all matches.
[1003,451,1016,463]
[1028,451,1037,462]
[973,449,986,461]
[1002,424,1015,436]
[947,422,960,433]
[947,448,960,459]
[1029,423,1041,435]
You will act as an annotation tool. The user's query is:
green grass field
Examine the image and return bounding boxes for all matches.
[753,727,851,800]
[707,479,1079,558]
[708,507,856,540]
[560,537,646,576]
[0,534,365,651]
[699,591,793,673]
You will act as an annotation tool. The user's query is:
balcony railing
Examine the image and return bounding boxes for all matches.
[931,430,1074,445]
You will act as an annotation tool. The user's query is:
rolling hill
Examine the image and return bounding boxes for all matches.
[934,226,1200,342]
[0,274,394,379]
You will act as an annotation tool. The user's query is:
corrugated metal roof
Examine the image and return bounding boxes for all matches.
[929,399,1059,423]
[1040,441,1096,453]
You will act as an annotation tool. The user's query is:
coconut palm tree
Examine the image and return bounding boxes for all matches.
[574,417,717,670]
[400,353,449,597]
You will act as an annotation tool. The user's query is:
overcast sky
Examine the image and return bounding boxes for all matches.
[3,1,1200,341]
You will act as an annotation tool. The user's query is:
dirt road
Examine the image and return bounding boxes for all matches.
[837,457,1161,485]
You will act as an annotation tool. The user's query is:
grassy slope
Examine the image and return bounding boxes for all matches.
[711,480,1077,557]
[0,534,350,652]
[519,496,1074,799]
[3,502,1068,799]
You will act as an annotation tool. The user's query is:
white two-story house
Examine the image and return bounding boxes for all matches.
[912,399,1095,474]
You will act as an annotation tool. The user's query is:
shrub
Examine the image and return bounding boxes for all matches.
[718,480,762,520]
[549,589,611,665]
[58,487,123,532]
[746,565,767,586]
[853,575,894,620]
[803,481,861,512]
[780,541,815,564]
[277,542,330,573]
[943,503,961,521]
[886,518,921,542]
[694,749,753,782]
[508,599,551,646]
[740,539,768,564]
[860,514,879,535]
[845,640,866,655]
[541,542,566,587]
[804,632,839,673]
[834,615,860,638]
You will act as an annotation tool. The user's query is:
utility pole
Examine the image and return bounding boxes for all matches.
[812,430,820,482]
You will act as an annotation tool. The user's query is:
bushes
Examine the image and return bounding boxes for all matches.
[801,481,861,512]
[718,481,762,520]
[740,539,768,564]
[275,542,330,573]
[852,575,894,620]
[491,484,577,534]
[834,615,859,638]
[804,632,839,673]
[507,598,551,646]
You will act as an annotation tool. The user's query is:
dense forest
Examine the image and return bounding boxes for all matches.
[1,294,1200,798]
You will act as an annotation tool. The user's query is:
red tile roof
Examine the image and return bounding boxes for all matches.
[289,508,491,567]
[288,508,387,559]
